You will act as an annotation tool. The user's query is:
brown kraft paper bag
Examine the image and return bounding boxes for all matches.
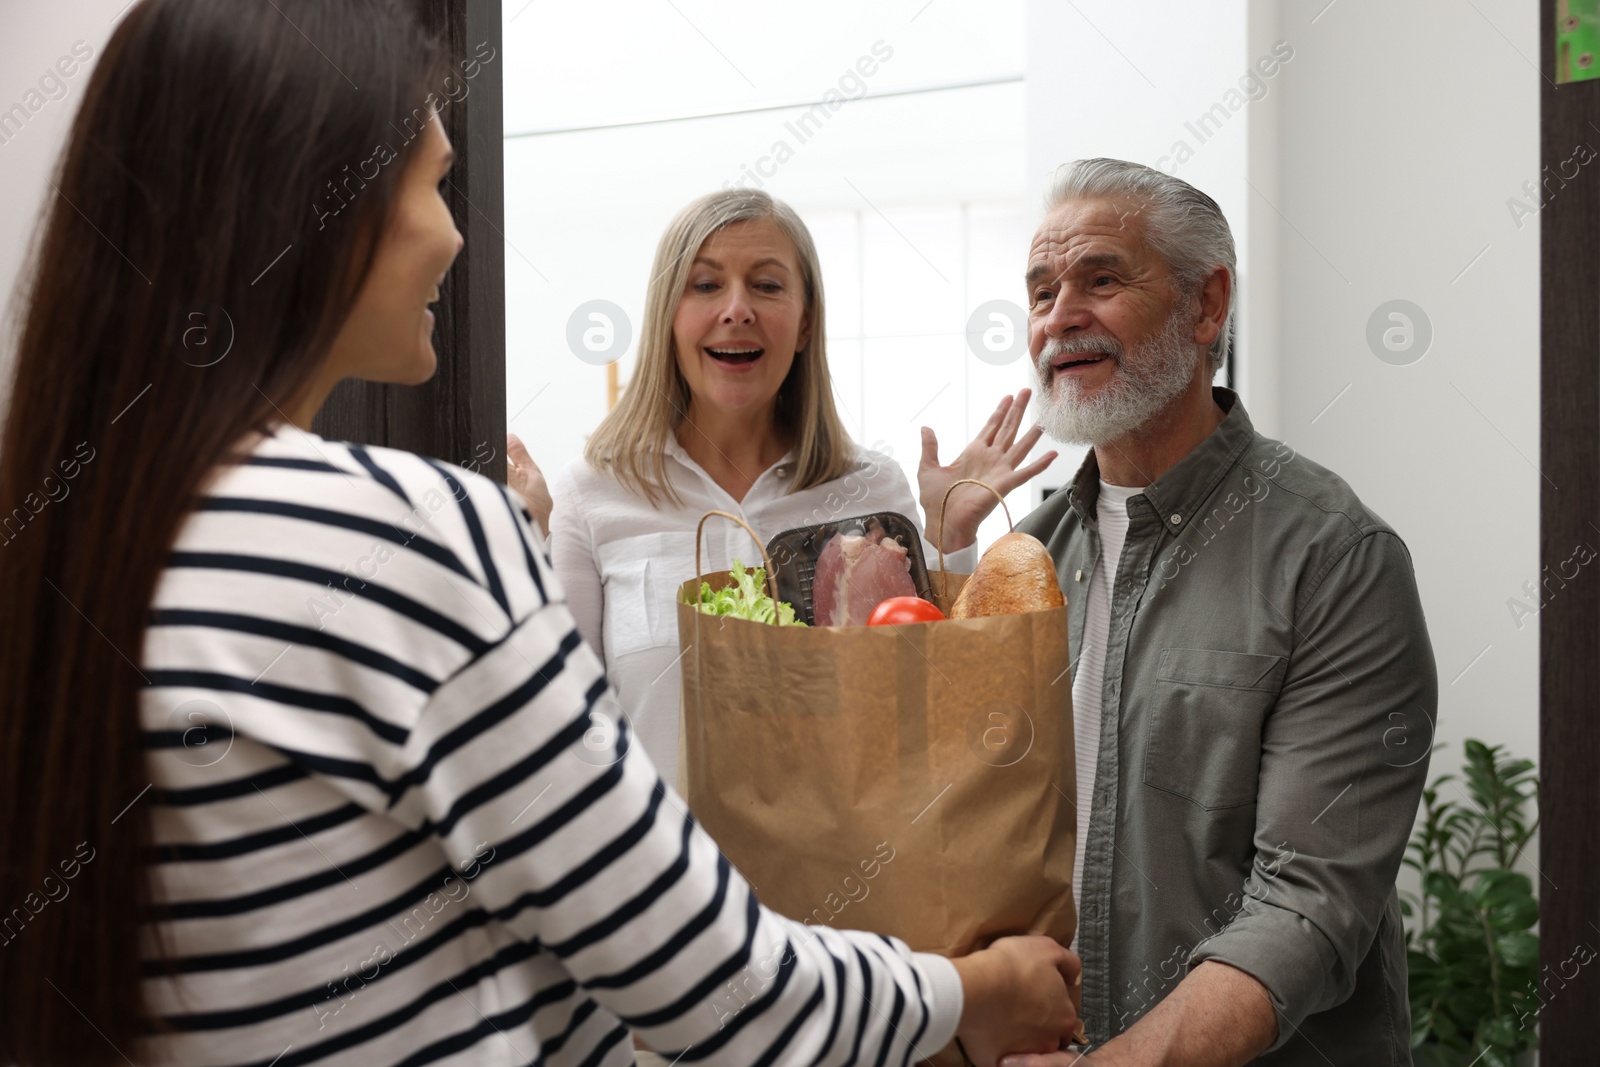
[675,562,1083,1063]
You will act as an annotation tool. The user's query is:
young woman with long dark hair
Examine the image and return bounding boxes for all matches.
[0,2,1080,1064]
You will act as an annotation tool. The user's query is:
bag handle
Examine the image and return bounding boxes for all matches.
[935,479,1012,598]
[693,509,779,603]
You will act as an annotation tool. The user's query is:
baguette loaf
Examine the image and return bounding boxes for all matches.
[949,531,1066,618]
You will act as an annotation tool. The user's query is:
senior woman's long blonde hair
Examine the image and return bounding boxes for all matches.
[584,189,855,507]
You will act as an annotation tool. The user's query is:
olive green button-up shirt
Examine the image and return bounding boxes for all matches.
[1017,387,1437,1065]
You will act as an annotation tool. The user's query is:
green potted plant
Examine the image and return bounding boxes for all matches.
[1402,739,1541,1067]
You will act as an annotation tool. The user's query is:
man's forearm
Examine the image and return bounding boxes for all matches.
[1089,961,1278,1067]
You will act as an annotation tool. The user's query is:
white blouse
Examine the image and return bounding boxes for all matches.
[548,436,976,777]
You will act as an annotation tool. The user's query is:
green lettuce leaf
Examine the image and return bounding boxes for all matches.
[688,560,806,627]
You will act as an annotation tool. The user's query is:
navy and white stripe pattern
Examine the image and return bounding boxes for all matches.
[138,423,961,1067]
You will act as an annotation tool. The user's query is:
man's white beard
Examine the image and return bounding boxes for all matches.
[1031,306,1202,447]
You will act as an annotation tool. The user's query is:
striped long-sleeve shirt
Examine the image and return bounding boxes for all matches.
[137,421,962,1067]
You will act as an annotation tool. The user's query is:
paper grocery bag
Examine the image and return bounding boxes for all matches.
[675,568,1083,1063]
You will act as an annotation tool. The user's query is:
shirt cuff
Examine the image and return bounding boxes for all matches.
[1186,903,1339,1053]
[915,951,964,1053]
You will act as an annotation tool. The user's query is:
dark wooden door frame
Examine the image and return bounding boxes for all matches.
[312,0,505,481]
[1541,3,1599,1064]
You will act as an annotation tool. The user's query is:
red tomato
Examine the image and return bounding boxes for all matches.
[866,596,946,626]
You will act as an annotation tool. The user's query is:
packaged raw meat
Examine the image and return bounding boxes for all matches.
[812,527,919,627]
[763,513,931,627]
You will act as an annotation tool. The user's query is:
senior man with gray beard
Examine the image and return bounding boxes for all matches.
[999,160,1437,1067]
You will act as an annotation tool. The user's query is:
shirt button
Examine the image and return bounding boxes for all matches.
[1074,569,1084,582]
[1170,514,1182,524]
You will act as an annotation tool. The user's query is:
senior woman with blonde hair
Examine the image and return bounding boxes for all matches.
[513,188,1054,779]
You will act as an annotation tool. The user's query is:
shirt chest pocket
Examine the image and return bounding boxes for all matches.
[597,532,698,659]
[1143,647,1287,811]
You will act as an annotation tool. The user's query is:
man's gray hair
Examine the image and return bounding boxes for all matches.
[1045,158,1236,376]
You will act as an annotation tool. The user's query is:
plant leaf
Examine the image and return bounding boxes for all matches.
[1495,932,1539,969]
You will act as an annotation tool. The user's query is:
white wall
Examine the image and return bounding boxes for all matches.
[1026,0,1543,924]
[0,1,128,406]
[1269,0,1541,854]
[503,0,1041,553]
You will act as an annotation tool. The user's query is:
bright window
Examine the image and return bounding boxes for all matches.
[504,0,1038,549]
